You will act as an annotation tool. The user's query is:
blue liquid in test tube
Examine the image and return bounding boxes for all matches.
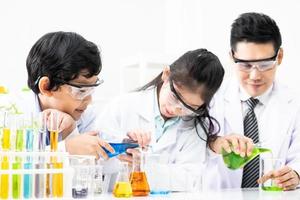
[24,128,34,198]
[24,162,33,198]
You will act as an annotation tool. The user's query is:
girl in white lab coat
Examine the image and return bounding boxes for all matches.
[97,49,226,191]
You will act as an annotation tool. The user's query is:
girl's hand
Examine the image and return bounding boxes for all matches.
[126,129,151,148]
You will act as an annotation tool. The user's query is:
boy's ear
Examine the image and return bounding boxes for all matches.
[38,76,52,96]
[161,66,171,82]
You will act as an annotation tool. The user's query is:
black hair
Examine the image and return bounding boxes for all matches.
[138,49,225,145]
[26,31,101,94]
[230,12,282,52]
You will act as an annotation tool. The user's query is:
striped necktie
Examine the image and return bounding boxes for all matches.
[242,97,260,188]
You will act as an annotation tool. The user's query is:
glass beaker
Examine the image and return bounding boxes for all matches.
[260,158,284,191]
[130,149,150,196]
[144,153,170,195]
[69,155,95,199]
[222,146,271,170]
[113,162,132,198]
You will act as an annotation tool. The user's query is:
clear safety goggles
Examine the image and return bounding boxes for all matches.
[58,78,103,100]
[232,50,279,72]
[168,80,204,116]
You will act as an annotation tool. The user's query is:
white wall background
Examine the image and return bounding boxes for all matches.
[1,0,300,102]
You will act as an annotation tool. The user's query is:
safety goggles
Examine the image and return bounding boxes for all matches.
[168,80,205,116]
[232,50,279,72]
[56,78,103,100]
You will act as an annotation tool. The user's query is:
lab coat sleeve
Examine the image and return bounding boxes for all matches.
[93,97,124,178]
[93,97,125,140]
[286,107,300,184]
[77,105,98,133]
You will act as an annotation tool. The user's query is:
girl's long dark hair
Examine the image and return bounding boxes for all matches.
[137,49,225,145]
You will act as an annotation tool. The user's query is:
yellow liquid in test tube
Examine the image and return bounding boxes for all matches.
[2,128,11,150]
[50,130,58,152]
[52,162,64,197]
[1,156,9,199]
[1,127,10,199]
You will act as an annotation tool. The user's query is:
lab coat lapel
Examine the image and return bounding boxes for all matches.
[224,79,244,135]
[152,120,182,153]
[260,83,294,158]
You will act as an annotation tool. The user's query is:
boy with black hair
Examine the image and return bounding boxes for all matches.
[25,31,114,158]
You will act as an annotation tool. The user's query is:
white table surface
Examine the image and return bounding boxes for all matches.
[94,188,300,200]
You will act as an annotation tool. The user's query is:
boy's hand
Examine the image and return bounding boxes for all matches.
[126,129,151,148]
[209,134,254,157]
[258,166,300,190]
[43,109,76,139]
[65,131,115,159]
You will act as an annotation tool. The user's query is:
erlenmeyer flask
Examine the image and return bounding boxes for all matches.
[222,146,271,170]
[113,162,132,198]
[130,149,150,196]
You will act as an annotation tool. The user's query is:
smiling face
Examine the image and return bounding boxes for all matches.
[39,70,100,120]
[232,42,283,97]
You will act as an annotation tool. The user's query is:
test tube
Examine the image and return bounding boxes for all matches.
[12,162,21,199]
[49,112,63,197]
[1,112,10,199]
[13,115,24,199]
[24,113,35,199]
[49,112,59,152]
[2,112,11,150]
[0,156,9,199]
[35,113,47,198]
[52,162,64,197]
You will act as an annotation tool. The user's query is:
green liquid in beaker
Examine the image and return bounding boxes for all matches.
[222,147,271,170]
[262,186,283,191]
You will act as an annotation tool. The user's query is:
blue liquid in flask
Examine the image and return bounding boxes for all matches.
[104,143,139,158]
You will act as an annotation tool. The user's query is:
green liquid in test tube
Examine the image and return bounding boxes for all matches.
[12,162,22,199]
[13,116,24,199]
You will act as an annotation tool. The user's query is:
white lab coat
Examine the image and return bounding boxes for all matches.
[202,78,300,189]
[95,87,207,191]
